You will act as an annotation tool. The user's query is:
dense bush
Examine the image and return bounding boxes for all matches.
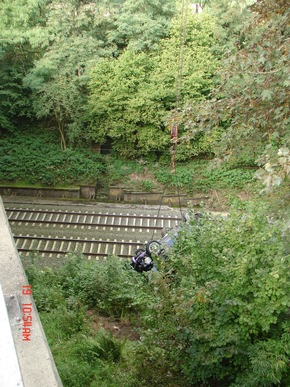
[25,255,147,387]
[26,255,149,318]
[0,128,259,195]
[135,203,290,386]
[0,129,106,185]
[25,202,290,386]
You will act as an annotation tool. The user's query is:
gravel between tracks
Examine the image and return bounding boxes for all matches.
[3,197,186,243]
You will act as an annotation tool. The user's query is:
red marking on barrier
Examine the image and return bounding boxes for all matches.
[22,285,33,341]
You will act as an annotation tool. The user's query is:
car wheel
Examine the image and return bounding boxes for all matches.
[146,240,161,255]
[161,226,172,237]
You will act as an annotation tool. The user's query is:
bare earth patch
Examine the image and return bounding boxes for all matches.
[87,310,140,341]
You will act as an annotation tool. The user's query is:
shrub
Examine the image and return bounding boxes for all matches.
[135,203,290,385]
[25,202,290,386]
[25,255,145,387]
[0,129,106,185]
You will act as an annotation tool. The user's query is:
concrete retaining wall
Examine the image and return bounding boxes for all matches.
[0,185,100,200]
[108,186,125,202]
[0,185,209,207]
[123,190,163,205]
[0,186,80,199]
[110,187,208,207]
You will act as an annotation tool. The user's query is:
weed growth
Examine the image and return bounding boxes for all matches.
[0,129,106,185]
[152,161,258,193]
[25,202,290,386]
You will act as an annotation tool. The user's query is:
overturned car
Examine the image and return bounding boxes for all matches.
[131,212,202,273]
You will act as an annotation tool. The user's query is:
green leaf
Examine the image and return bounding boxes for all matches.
[261,89,273,101]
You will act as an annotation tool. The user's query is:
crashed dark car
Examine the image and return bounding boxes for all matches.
[131,212,202,273]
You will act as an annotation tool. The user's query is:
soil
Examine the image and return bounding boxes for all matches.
[87,310,140,341]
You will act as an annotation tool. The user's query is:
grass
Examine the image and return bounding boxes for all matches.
[24,254,147,387]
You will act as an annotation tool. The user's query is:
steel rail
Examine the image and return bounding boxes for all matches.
[8,218,164,230]
[6,207,182,220]
[7,208,181,230]
[14,235,143,259]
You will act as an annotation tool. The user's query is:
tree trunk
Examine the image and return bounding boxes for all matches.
[58,121,67,150]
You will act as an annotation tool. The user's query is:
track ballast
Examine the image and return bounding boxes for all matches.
[6,205,182,259]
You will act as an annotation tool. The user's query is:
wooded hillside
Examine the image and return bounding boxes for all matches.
[0,0,288,191]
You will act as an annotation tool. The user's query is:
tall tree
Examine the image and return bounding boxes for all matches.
[24,0,115,149]
[108,0,176,52]
[88,8,219,156]
[0,0,47,132]
[183,0,290,174]
[88,50,163,156]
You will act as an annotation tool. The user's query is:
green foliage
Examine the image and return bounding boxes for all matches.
[60,256,150,318]
[88,10,219,157]
[88,50,167,156]
[26,253,149,318]
[196,165,256,190]
[152,164,194,189]
[0,0,120,143]
[0,126,258,193]
[22,0,112,148]
[135,203,290,385]
[0,49,33,131]
[151,161,257,193]
[0,129,106,185]
[156,10,219,103]
[108,0,176,52]
[0,0,219,156]
[206,0,255,56]
[0,0,38,131]
[139,180,154,191]
[256,147,290,191]
[105,156,146,184]
[25,254,148,386]
[184,0,290,180]
[26,202,290,385]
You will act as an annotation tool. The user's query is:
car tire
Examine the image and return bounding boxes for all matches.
[161,226,172,237]
[146,240,162,256]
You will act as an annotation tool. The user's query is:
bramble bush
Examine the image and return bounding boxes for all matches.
[25,202,290,386]
[134,202,290,386]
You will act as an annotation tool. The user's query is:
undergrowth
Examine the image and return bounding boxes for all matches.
[25,255,149,387]
[24,202,290,386]
[1,128,260,196]
[151,161,259,194]
[0,128,106,186]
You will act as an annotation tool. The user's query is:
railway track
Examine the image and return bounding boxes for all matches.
[6,207,181,231]
[14,235,144,259]
[6,206,182,259]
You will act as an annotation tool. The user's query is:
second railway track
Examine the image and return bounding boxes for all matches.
[6,207,181,231]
